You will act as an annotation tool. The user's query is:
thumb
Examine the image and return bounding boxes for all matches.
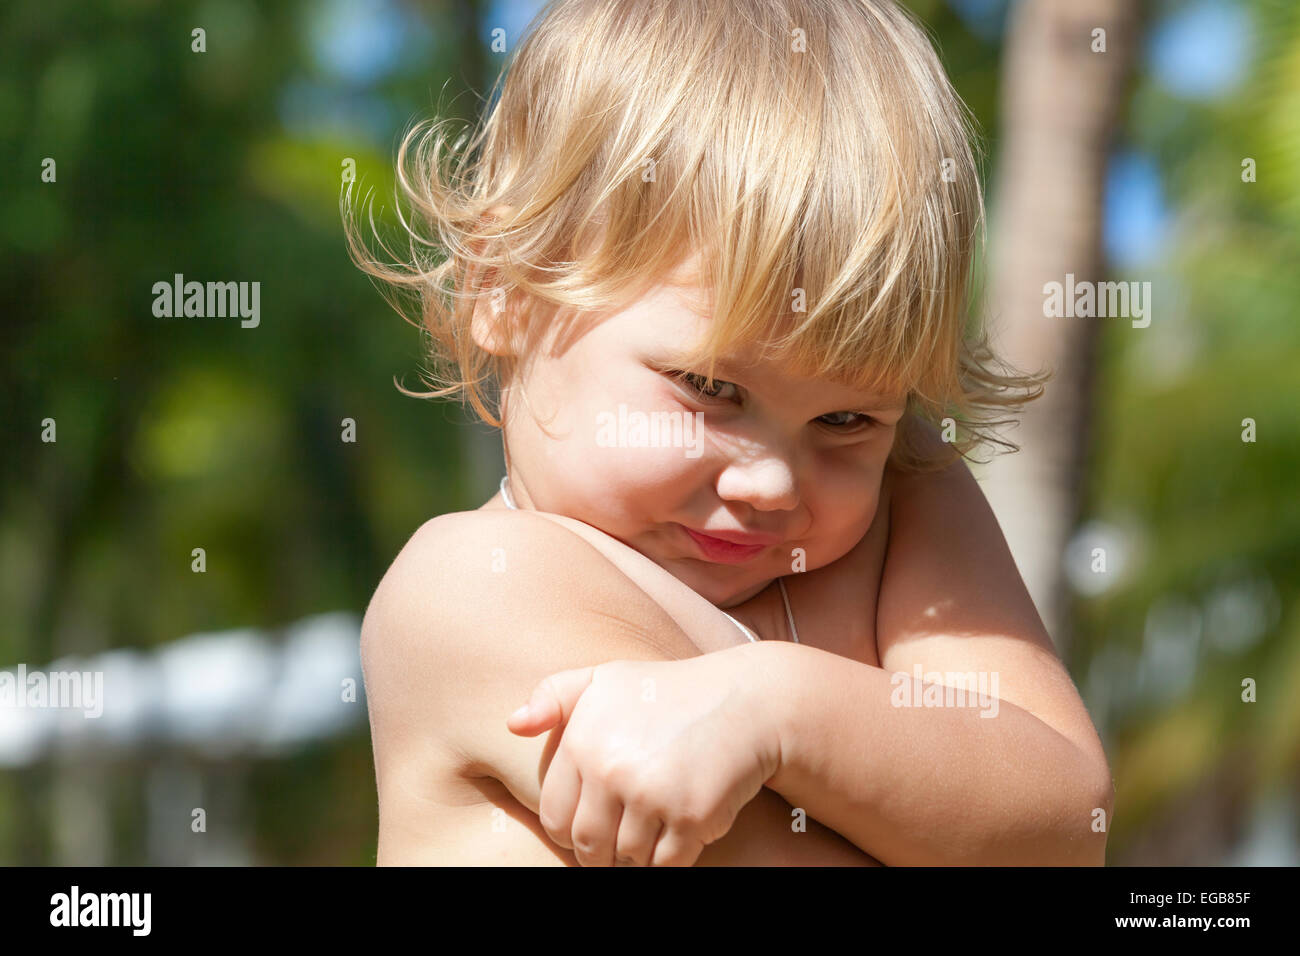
[506,666,597,736]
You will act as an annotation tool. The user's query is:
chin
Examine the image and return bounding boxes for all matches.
[682,564,755,606]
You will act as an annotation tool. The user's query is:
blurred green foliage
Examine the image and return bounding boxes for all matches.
[1,0,487,864]
[1076,0,1300,860]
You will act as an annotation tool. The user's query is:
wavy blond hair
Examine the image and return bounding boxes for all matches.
[342,0,1047,471]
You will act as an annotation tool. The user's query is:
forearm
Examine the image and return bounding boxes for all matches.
[739,641,1111,866]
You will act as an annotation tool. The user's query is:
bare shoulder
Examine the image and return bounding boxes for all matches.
[359,509,703,855]
[364,508,680,649]
[361,506,703,756]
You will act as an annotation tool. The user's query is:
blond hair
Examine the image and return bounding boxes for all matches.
[342,0,1047,471]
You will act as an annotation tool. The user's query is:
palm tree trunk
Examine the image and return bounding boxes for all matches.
[980,0,1141,656]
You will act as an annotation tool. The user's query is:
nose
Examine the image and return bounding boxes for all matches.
[715,454,800,512]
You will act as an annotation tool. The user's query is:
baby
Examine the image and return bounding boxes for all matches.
[348,0,1114,865]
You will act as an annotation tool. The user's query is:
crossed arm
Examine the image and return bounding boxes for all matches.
[509,454,1112,865]
[363,505,883,865]
[364,447,1112,865]
[751,449,1114,865]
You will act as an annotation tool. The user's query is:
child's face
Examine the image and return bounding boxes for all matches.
[493,256,908,608]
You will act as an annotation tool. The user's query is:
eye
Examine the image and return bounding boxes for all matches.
[665,367,880,432]
[668,370,739,402]
[816,410,876,432]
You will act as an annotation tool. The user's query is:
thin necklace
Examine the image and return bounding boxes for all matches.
[499,474,517,510]
[499,473,798,644]
[778,577,800,644]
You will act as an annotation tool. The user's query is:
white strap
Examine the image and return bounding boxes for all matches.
[778,577,800,644]
[721,611,761,643]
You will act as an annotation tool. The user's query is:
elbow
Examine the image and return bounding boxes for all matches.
[1003,762,1115,867]
[1043,763,1115,867]
[1085,765,1117,865]
[1047,737,1115,866]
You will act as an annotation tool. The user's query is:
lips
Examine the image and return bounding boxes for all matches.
[679,525,776,564]
[684,526,780,547]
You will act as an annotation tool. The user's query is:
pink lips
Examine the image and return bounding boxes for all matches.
[680,525,774,564]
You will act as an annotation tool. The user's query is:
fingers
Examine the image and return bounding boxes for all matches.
[615,811,664,867]
[507,666,596,736]
[569,781,625,867]
[537,742,583,851]
[539,743,699,866]
[650,825,705,867]
[539,741,663,867]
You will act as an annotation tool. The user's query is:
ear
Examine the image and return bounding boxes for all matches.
[470,281,513,356]
[467,204,516,356]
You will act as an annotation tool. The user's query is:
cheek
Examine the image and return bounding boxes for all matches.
[813,465,884,534]
[555,449,699,524]
[604,452,700,500]
[548,355,708,506]
[581,383,706,482]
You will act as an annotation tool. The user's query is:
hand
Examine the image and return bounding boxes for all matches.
[506,648,781,866]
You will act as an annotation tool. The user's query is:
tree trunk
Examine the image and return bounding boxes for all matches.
[979,0,1141,656]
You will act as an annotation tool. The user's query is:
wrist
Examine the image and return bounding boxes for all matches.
[729,639,799,785]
